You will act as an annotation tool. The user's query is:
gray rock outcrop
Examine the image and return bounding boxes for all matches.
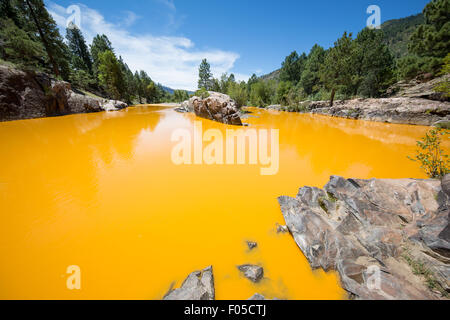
[163,266,215,300]
[386,74,450,102]
[278,175,450,300]
[290,97,449,126]
[0,65,127,122]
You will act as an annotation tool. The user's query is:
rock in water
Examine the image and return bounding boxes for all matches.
[237,264,264,283]
[276,223,289,234]
[248,293,266,300]
[181,92,243,126]
[246,241,258,250]
[163,266,215,300]
[278,176,450,300]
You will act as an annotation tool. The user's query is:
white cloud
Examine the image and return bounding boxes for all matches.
[121,11,141,27]
[47,2,247,90]
[157,0,176,11]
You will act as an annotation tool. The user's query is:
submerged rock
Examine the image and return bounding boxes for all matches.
[278,175,450,300]
[163,266,215,300]
[248,293,266,300]
[246,241,258,250]
[276,223,289,234]
[237,264,264,283]
[180,92,243,126]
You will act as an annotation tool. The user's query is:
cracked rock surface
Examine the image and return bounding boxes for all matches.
[278,175,450,300]
[163,266,215,300]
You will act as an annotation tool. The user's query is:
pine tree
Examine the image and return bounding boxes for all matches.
[0,18,45,68]
[409,0,450,58]
[90,34,114,76]
[300,44,326,95]
[66,26,93,73]
[247,74,258,93]
[354,28,394,97]
[134,71,143,103]
[280,51,307,83]
[24,0,71,79]
[320,32,356,106]
[198,58,213,90]
[97,50,125,100]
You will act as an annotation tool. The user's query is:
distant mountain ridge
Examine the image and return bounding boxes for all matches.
[259,69,281,82]
[381,13,424,58]
[258,13,424,82]
[161,85,194,95]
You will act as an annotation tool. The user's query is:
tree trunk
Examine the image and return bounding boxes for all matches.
[330,88,336,107]
[25,0,59,77]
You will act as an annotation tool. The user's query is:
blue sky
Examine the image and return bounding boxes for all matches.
[46,0,430,90]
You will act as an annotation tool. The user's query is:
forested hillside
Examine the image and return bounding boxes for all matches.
[0,0,190,104]
[381,13,425,58]
[259,13,426,81]
[244,0,449,107]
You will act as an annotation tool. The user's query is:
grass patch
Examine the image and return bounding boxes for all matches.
[318,197,329,214]
[80,90,105,100]
[327,192,338,203]
[0,58,17,68]
[402,250,448,297]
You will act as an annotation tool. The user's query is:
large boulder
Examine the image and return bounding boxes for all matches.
[278,176,450,300]
[180,92,243,126]
[163,266,215,300]
[101,100,128,111]
[0,65,51,121]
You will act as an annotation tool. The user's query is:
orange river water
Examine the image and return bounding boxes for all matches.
[0,105,433,299]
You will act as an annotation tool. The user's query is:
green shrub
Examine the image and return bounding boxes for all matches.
[409,128,449,178]
[194,88,210,99]
[434,53,450,98]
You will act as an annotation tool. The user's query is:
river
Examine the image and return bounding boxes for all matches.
[0,105,430,299]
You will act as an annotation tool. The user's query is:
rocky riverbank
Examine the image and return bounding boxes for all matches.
[278,175,450,300]
[0,65,127,122]
[291,97,449,126]
[267,76,450,127]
